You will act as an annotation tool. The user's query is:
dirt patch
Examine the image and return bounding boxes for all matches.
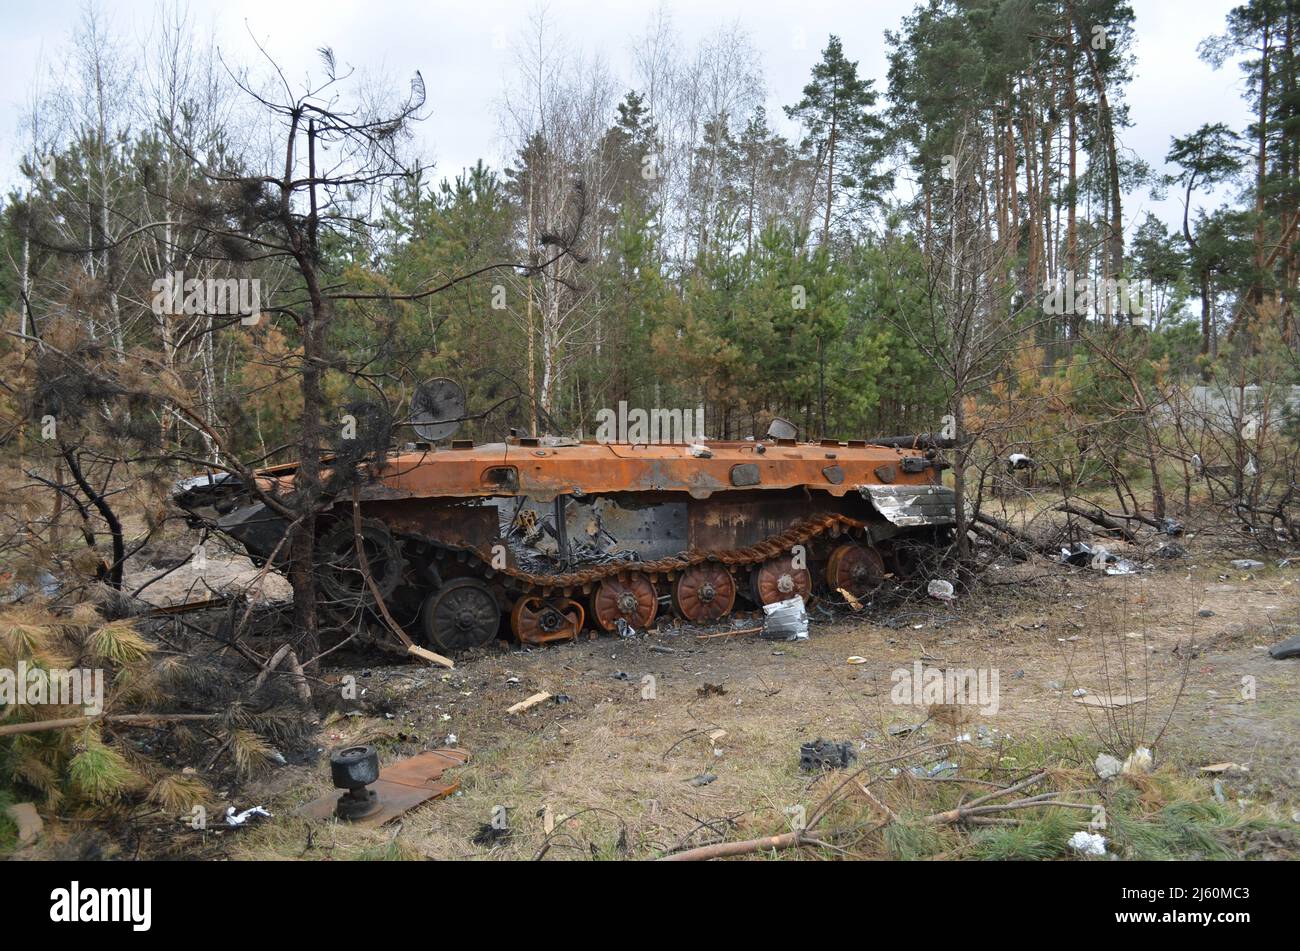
[209,542,1298,860]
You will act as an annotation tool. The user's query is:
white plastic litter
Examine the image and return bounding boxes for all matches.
[1068,830,1108,856]
[1122,746,1153,775]
[1094,753,1123,780]
[225,805,272,826]
[927,579,955,601]
[761,596,808,640]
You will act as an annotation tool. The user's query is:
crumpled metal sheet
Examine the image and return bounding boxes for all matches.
[856,484,957,527]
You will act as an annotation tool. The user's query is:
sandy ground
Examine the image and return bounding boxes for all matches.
[155,537,1300,861]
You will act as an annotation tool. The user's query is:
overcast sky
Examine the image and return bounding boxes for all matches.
[0,0,1255,230]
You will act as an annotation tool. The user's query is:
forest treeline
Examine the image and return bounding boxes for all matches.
[2,0,1296,457]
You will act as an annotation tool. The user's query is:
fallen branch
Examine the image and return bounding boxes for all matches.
[972,512,1057,557]
[1056,501,1137,541]
[352,488,453,669]
[696,625,762,640]
[0,712,220,737]
[659,830,829,861]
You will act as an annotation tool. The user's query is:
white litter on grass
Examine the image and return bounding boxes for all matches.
[1122,746,1153,775]
[225,806,272,827]
[761,596,808,640]
[927,579,955,602]
[1094,753,1123,780]
[1068,830,1108,856]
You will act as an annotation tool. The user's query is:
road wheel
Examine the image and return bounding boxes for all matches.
[590,572,657,632]
[672,563,736,622]
[422,577,501,651]
[751,555,811,605]
[825,543,886,601]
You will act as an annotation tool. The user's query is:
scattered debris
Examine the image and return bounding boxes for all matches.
[1068,830,1108,856]
[1231,559,1265,571]
[472,823,512,846]
[688,773,717,787]
[927,579,956,602]
[697,682,728,698]
[299,748,469,827]
[837,587,864,611]
[1007,452,1037,471]
[225,805,272,827]
[847,655,868,665]
[5,802,42,847]
[1060,541,1100,567]
[1122,746,1154,775]
[1154,542,1187,559]
[799,737,857,772]
[1094,753,1123,780]
[1268,635,1300,659]
[909,759,958,778]
[1197,609,1215,618]
[1199,762,1250,775]
[888,722,922,737]
[695,624,763,640]
[506,692,552,714]
[761,596,809,640]
[1072,687,1088,698]
[407,644,455,669]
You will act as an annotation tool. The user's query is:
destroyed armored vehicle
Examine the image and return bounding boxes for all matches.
[174,384,956,653]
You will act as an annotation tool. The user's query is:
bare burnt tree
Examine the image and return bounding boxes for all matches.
[181,47,590,663]
[885,127,1053,567]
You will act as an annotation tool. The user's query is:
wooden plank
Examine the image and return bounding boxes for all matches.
[506,691,551,714]
[408,644,455,668]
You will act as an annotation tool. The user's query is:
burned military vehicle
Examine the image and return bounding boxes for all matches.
[173,381,956,653]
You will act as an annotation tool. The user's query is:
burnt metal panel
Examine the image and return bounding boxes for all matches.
[215,503,290,562]
[687,492,875,550]
[360,499,501,550]
[730,463,761,486]
[856,484,957,527]
[577,496,688,559]
[511,494,689,560]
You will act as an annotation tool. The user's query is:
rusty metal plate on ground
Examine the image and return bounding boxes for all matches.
[299,748,470,827]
